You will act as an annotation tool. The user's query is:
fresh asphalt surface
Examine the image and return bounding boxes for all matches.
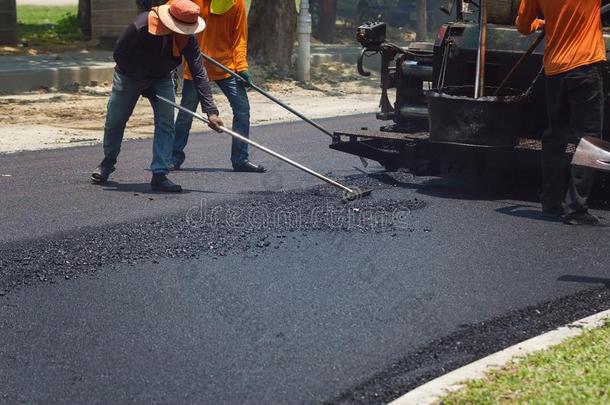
[1,114,610,404]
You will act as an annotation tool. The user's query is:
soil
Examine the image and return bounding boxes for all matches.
[0,62,383,154]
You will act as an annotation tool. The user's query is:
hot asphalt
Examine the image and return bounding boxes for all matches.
[1,114,609,404]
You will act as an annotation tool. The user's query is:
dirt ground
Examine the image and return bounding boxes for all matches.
[0,63,386,154]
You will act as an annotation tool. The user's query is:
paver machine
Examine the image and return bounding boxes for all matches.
[331,0,610,176]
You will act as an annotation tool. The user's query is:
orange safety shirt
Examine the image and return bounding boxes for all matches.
[184,0,249,82]
[516,0,607,76]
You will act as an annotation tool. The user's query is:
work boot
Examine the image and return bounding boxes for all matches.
[151,173,182,193]
[91,164,116,184]
[233,161,266,173]
[563,212,600,226]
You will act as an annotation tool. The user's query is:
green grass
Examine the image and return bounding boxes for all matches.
[17,5,82,45]
[441,320,610,404]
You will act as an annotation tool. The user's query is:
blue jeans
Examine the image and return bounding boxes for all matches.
[173,77,250,167]
[102,70,176,175]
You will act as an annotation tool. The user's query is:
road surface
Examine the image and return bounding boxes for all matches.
[1,114,609,404]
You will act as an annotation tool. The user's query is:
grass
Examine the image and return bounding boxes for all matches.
[441,320,610,404]
[17,5,83,45]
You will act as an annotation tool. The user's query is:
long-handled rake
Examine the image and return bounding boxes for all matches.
[157,95,372,202]
[199,52,369,168]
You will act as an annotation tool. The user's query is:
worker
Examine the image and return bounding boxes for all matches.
[91,0,224,192]
[516,0,606,225]
[171,0,266,173]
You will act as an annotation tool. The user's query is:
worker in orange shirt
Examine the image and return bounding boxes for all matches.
[172,0,265,173]
[516,0,606,225]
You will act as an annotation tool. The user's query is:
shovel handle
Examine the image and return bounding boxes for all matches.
[494,30,545,97]
[157,95,354,194]
[200,52,334,137]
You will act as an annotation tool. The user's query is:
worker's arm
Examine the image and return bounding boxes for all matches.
[515,0,545,35]
[182,36,223,131]
[231,0,249,73]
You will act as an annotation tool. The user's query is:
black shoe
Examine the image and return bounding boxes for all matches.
[91,165,115,183]
[233,161,266,173]
[563,212,600,226]
[151,174,183,193]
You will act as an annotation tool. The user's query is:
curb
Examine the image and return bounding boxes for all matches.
[0,64,115,93]
[0,45,383,94]
[390,308,610,405]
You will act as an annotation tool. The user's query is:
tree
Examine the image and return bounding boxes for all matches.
[248,0,297,70]
[312,0,337,43]
[77,0,91,40]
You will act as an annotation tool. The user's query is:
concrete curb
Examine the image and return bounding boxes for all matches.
[0,45,384,93]
[0,64,115,93]
[390,309,610,405]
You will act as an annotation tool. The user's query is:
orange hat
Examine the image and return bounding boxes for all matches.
[149,0,206,36]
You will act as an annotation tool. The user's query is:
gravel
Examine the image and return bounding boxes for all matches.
[327,287,610,404]
[0,172,424,295]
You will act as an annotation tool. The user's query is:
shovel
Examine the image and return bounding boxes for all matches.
[494,30,545,97]
[157,95,373,202]
[199,52,369,168]
[572,136,610,172]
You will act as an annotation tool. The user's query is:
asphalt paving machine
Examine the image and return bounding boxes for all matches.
[331,0,610,176]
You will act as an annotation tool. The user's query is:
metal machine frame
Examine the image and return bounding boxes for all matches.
[332,2,610,177]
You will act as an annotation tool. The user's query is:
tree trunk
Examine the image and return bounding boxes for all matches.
[248,0,297,70]
[317,0,336,43]
[0,0,18,45]
[77,0,91,40]
[416,0,427,41]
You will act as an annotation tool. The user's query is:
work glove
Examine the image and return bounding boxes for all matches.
[238,70,253,89]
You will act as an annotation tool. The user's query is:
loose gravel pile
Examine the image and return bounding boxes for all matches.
[328,287,610,404]
[0,173,424,296]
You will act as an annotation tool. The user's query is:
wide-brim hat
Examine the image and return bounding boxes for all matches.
[157,0,206,35]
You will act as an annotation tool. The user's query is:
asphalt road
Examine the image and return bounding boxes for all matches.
[1,114,609,404]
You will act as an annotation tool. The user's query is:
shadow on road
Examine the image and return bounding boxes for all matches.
[558,275,610,288]
[175,167,234,173]
[365,170,610,213]
[366,170,541,203]
[494,204,564,223]
[97,181,221,195]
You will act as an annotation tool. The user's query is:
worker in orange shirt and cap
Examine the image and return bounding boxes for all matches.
[171,0,266,173]
[516,0,606,225]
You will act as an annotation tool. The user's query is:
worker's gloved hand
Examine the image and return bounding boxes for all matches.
[238,70,253,89]
[207,114,224,133]
[533,18,545,31]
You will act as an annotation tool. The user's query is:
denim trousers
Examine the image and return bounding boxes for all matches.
[542,63,604,215]
[102,70,176,175]
[173,76,250,167]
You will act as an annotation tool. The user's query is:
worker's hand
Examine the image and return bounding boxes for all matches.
[533,18,545,31]
[207,114,224,132]
[238,70,253,89]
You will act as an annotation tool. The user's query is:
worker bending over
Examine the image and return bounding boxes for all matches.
[172,0,265,173]
[517,0,606,225]
[92,0,223,192]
